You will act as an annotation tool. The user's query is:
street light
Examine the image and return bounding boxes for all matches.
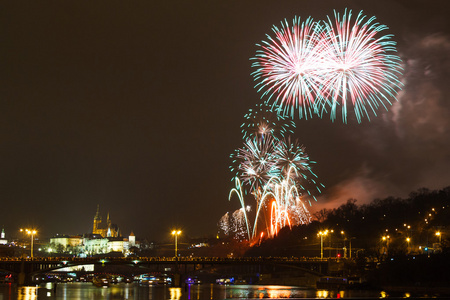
[171,230,182,258]
[348,237,355,259]
[339,231,356,259]
[329,230,334,257]
[20,228,37,258]
[382,235,390,256]
[318,230,328,259]
[340,231,346,258]
[436,231,442,243]
[406,237,411,254]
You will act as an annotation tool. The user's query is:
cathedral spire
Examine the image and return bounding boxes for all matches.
[94,204,101,220]
[93,205,102,235]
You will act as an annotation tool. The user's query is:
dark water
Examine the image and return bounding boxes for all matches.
[0,282,440,299]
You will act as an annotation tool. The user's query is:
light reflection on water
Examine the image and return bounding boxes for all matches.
[17,286,37,300]
[170,287,182,300]
[0,283,424,299]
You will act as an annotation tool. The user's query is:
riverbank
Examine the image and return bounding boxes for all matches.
[382,285,450,297]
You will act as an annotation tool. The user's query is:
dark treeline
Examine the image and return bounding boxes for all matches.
[246,186,450,258]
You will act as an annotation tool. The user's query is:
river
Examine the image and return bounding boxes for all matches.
[0,282,435,299]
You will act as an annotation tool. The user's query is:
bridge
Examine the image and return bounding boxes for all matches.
[0,257,334,286]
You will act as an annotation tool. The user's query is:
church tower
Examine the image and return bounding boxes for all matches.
[129,231,135,247]
[93,205,102,235]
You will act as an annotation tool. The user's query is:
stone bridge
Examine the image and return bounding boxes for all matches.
[0,257,333,286]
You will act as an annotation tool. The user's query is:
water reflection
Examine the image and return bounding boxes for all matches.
[267,288,291,298]
[315,290,349,298]
[316,289,329,298]
[17,286,37,300]
[169,287,182,300]
[0,283,429,299]
[222,285,309,299]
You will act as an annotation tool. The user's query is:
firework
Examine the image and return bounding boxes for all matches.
[318,9,403,122]
[229,134,322,240]
[273,137,309,175]
[218,212,231,236]
[223,9,402,241]
[251,16,325,119]
[254,167,313,238]
[230,135,277,190]
[270,200,291,237]
[269,198,311,237]
[241,101,296,141]
[228,178,252,240]
[232,208,250,240]
[273,137,323,205]
[218,207,253,240]
[289,198,312,225]
[251,10,403,123]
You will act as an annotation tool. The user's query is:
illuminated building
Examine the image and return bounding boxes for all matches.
[49,235,83,253]
[107,238,126,253]
[92,205,121,238]
[84,236,109,255]
[83,234,135,255]
[0,228,7,245]
[128,231,135,247]
[45,207,138,256]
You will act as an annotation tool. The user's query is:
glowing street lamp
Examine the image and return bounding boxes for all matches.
[406,237,411,254]
[382,235,390,257]
[318,230,328,259]
[20,228,37,258]
[340,231,346,258]
[171,230,182,258]
[348,237,355,259]
[329,230,334,257]
[436,231,442,243]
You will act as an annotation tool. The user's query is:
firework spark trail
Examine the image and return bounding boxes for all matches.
[231,103,296,191]
[273,137,310,175]
[228,178,252,240]
[232,208,248,240]
[230,135,277,190]
[252,17,325,119]
[228,135,321,239]
[269,182,311,237]
[218,212,230,236]
[270,201,291,238]
[318,10,403,122]
[273,137,324,205]
[252,10,403,123]
[241,101,295,141]
[252,166,313,238]
[231,135,323,199]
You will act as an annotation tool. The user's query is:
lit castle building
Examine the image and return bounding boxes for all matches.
[48,206,139,257]
[92,205,121,238]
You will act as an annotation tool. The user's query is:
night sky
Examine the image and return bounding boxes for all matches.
[1,1,449,242]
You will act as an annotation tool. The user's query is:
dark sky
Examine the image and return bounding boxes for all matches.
[1,1,449,242]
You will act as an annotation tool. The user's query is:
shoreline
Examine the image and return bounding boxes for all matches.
[382,285,450,296]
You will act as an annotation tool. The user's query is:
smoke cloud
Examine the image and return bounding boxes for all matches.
[312,32,450,212]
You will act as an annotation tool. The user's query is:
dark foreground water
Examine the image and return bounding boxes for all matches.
[0,283,445,300]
